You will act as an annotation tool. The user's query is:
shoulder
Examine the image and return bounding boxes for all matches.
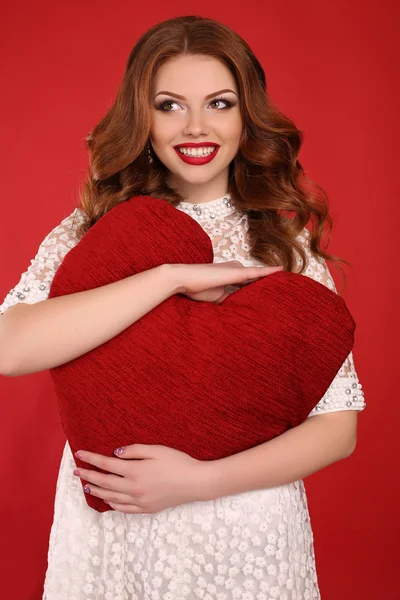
[0,207,87,315]
[294,227,337,292]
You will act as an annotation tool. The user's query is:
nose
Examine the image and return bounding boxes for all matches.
[182,107,209,137]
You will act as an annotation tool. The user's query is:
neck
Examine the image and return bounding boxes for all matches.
[166,172,230,205]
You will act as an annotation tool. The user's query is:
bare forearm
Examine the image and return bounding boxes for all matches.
[203,412,357,501]
[0,264,178,377]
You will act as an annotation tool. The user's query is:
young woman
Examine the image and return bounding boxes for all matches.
[0,15,366,600]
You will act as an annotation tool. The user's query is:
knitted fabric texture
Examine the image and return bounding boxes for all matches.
[49,195,355,512]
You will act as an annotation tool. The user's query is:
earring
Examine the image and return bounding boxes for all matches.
[147,142,153,164]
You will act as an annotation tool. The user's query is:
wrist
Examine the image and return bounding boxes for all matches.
[196,459,221,502]
[160,263,185,295]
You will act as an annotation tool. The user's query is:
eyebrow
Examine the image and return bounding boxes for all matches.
[154,89,238,100]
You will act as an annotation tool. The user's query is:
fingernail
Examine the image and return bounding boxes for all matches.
[83,485,91,494]
[75,451,84,459]
[114,447,125,456]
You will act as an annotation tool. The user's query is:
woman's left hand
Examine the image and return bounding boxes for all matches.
[73,444,214,514]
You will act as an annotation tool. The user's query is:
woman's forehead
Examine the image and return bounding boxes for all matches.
[150,56,238,96]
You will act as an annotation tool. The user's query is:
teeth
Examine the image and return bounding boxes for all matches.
[178,146,216,156]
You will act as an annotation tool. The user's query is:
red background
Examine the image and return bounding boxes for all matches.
[0,1,397,598]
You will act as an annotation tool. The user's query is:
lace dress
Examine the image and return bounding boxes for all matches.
[0,193,366,600]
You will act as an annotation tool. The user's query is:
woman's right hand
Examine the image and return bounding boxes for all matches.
[167,261,284,304]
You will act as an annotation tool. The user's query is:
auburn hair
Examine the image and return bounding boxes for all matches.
[75,15,350,292]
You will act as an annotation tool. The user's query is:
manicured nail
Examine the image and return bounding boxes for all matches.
[83,485,91,494]
[75,451,84,459]
[114,447,125,456]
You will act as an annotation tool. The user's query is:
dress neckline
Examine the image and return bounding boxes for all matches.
[176,192,238,222]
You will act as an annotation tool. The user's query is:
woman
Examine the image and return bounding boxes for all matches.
[0,15,366,600]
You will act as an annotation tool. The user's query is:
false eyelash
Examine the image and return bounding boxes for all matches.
[211,96,234,109]
[156,96,234,111]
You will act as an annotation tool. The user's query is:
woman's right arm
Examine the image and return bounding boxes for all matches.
[0,207,182,377]
[0,264,178,377]
[0,208,276,378]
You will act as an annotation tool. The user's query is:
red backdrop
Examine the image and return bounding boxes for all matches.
[0,1,397,598]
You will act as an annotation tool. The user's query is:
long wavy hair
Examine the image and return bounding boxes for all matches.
[75,15,350,291]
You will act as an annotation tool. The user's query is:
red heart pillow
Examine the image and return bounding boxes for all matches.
[49,196,355,512]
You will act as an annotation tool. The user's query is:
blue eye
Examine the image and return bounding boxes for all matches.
[156,97,234,112]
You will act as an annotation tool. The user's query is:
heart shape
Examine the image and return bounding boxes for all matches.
[49,196,355,512]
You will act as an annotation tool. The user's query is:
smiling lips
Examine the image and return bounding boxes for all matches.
[174,144,220,165]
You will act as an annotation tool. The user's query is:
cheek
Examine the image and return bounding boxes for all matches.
[220,114,242,143]
[150,114,181,143]
[224,130,242,155]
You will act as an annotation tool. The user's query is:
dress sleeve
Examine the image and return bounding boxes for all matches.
[0,208,86,316]
[294,228,366,417]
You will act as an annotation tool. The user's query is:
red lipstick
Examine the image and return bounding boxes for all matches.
[174,143,220,166]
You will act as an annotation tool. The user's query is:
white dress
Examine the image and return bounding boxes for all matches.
[0,193,366,600]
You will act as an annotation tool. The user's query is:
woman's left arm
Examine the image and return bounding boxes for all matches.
[202,410,357,501]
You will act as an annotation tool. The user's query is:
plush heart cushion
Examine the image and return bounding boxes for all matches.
[49,195,355,512]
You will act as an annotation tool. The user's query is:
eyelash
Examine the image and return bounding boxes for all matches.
[156,96,234,112]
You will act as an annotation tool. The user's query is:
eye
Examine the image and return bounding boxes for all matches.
[209,97,233,110]
[156,96,234,112]
[158,100,180,112]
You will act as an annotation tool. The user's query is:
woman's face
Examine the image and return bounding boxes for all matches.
[149,54,242,201]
